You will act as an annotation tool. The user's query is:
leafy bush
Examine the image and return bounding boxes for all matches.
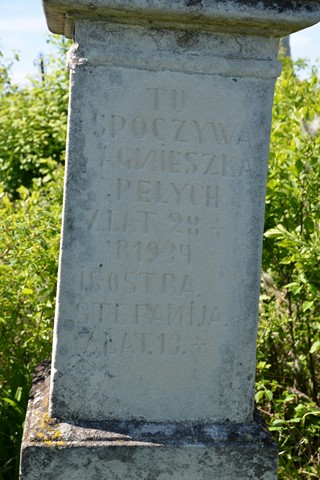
[0,37,69,198]
[257,59,320,479]
[0,40,319,480]
[0,37,68,480]
[0,169,63,479]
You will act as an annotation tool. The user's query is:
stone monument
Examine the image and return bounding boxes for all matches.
[20,1,320,479]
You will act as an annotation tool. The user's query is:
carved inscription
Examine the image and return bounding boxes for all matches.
[78,302,221,327]
[115,178,219,208]
[116,240,191,265]
[81,270,193,296]
[105,332,211,356]
[109,332,183,356]
[77,86,242,359]
[88,209,156,234]
[87,209,204,238]
[103,147,252,177]
[99,85,253,178]
[110,114,234,145]
[147,87,186,112]
[76,301,222,356]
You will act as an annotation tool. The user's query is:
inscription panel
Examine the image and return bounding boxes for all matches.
[101,145,253,177]
[53,66,271,422]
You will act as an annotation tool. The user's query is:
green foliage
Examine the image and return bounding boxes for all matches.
[257,59,320,479]
[0,37,68,480]
[0,38,320,480]
[0,37,69,198]
[0,51,13,92]
[0,170,63,480]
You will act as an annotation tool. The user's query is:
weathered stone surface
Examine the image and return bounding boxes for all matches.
[20,1,320,478]
[43,0,320,38]
[45,2,320,426]
[50,19,279,423]
[21,363,278,479]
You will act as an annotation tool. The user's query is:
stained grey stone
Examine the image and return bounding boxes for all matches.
[21,363,278,479]
[20,1,320,478]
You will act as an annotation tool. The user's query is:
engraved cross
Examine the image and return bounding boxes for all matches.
[211,219,225,239]
[192,335,207,352]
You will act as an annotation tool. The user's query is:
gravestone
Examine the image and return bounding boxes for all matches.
[20,1,320,479]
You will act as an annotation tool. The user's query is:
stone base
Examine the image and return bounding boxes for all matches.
[20,362,278,479]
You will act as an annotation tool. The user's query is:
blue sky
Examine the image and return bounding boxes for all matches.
[1,0,320,84]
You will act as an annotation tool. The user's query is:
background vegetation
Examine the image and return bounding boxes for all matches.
[257,58,320,478]
[0,40,319,479]
[0,38,68,480]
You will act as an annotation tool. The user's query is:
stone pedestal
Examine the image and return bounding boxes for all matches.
[21,1,320,478]
[20,363,277,480]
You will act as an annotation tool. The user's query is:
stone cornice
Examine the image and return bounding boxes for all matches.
[42,0,320,38]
